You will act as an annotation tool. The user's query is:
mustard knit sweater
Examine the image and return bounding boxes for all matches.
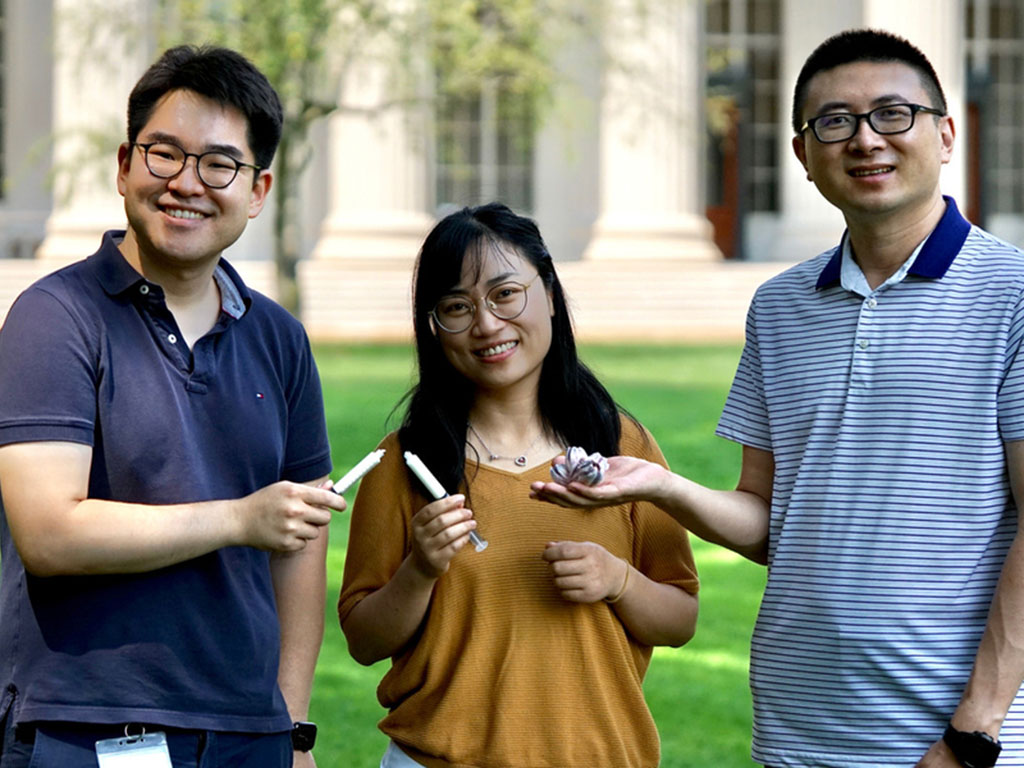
[339,419,699,768]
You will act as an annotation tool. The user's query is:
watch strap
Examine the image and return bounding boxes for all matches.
[291,721,317,752]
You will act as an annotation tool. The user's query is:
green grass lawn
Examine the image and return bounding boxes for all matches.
[310,343,764,767]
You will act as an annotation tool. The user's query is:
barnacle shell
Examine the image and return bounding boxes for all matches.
[550,446,609,486]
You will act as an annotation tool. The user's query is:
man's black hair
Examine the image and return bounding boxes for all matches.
[127,45,283,170]
[792,29,947,135]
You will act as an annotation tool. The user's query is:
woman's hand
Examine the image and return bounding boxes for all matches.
[542,541,629,603]
[410,494,477,579]
[340,494,474,666]
[530,455,667,509]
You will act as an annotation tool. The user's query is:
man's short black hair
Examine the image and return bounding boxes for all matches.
[792,29,947,135]
[127,45,283,170]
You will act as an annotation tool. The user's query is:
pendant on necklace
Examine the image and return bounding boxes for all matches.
[514,455,527,467]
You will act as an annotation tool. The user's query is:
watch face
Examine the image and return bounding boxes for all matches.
[291,721,317,752]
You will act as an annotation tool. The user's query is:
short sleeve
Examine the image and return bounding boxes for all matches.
[716,293,773,451]
[0,286,99,447]
[280,326,332,482]
[999,286,1024,441]
[619,420,699,595]
[338,432,416,624]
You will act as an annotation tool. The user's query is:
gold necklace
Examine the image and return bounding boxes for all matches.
[467,423,545,467]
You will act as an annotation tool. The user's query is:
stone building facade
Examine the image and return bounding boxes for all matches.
[0,0,1017,340]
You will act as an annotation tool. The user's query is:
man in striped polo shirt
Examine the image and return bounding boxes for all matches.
[533,29,1024,768]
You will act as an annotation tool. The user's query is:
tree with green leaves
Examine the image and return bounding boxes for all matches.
[145,0,607,314]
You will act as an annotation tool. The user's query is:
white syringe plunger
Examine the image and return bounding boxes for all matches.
[333,449,386,496]
[403,450,488,552]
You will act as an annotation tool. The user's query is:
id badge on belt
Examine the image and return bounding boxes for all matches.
[95,727,172,768]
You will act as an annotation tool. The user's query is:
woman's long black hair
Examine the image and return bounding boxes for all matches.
[398,202,633,495]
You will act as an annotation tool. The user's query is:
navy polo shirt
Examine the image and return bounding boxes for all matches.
[0,231,332,731]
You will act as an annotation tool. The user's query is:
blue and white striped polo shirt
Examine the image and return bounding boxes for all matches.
[718,198,1024,767]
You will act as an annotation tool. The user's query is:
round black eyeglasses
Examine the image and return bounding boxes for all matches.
[132,142,262,189]
[800,103,946,144]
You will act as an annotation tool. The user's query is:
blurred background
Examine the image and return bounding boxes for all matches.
[1,0,1015,341]
[1,2,1013,764]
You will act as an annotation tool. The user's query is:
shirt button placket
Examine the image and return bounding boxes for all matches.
[857,295,877,351]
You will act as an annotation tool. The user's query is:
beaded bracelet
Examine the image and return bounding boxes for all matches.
[604,558,631,604]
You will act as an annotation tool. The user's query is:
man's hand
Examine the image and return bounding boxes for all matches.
[293,750,317,768]
[409,495,476,579]
[236,480,343,552]
[530,455,666,509]
[0,442,346,575]
[542,541,627,603]
[534,445,773,565]
[915,738,962,767]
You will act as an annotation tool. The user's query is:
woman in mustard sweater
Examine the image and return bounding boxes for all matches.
[339,203,699,768]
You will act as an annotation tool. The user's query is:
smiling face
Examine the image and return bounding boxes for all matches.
[436,242,554,398]
[792,60,954,226]
[116,88,271,275]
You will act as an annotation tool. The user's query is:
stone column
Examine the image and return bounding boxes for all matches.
[0,1,54,260]
[37,0,152,262]
[308,56,433,262]
[300,45,434,339]
[582,0,719,261]
[531,29,602,263]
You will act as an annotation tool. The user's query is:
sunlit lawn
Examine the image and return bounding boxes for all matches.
[310,343,764,768]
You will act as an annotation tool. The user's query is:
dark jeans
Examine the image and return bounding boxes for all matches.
[0,720,291,768]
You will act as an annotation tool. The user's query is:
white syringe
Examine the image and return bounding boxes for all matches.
[403,450,488,552]
[332,449,386,495]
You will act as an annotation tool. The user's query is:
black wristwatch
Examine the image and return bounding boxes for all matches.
[291,721,317,752]
[943,721,1001,768]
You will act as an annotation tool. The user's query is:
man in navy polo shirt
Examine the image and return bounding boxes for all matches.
[0,46,344,767]
[533,30,1024,768]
